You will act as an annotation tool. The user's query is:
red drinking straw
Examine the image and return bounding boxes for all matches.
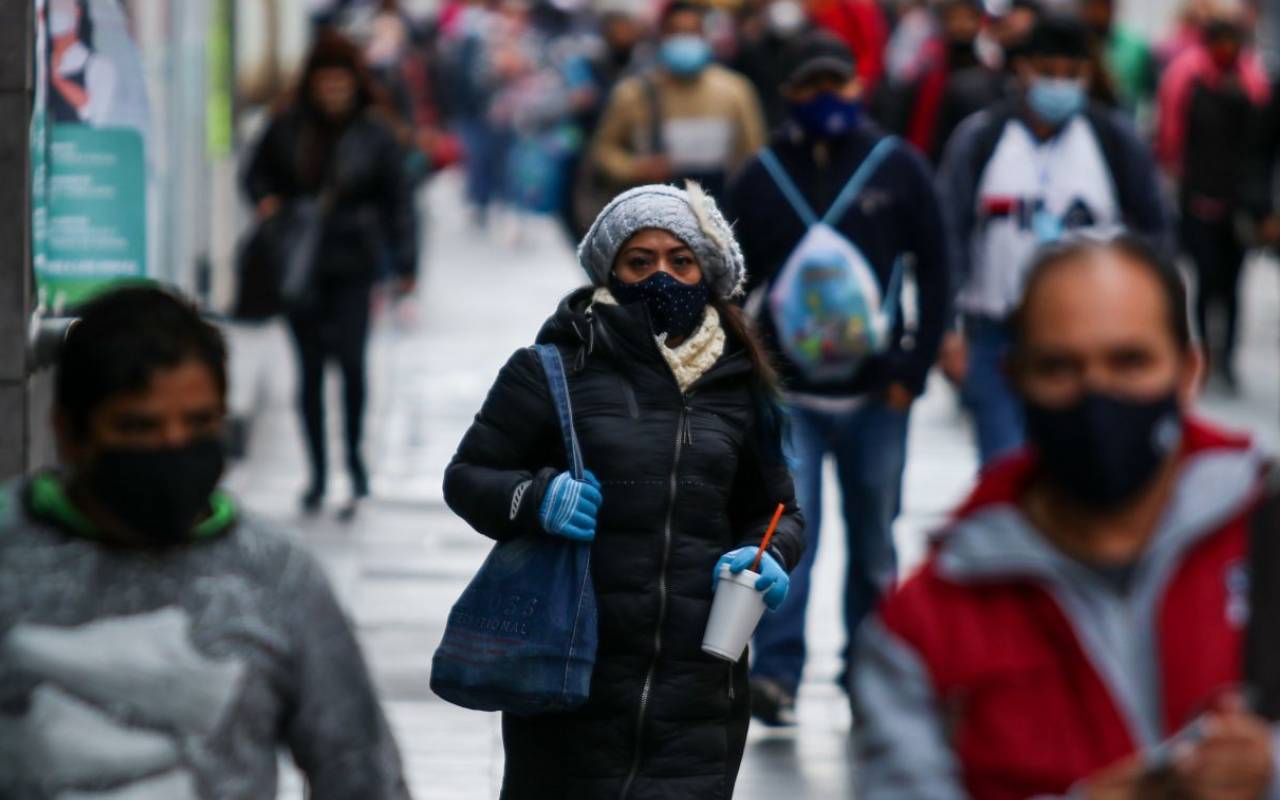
[751,503,786,572]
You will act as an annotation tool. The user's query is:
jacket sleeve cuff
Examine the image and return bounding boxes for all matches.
[511,467,558,537]
[767,545,789,572]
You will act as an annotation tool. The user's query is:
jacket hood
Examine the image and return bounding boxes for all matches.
[933,416,1265,583]
[534,287,664,369]
[535,288,598,349]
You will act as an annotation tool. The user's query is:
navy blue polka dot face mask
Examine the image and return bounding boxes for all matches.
[609,270,710,342]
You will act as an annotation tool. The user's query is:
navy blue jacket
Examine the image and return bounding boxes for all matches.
[725,126,951,399]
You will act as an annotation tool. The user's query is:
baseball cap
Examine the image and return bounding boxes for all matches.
[780,30,857,89]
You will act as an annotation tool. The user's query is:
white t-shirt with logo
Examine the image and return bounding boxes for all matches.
[959,115,1122,319]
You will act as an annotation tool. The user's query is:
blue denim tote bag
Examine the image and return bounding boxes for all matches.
[431,345,598,714]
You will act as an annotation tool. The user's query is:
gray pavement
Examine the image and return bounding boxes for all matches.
[224,172,1280,799]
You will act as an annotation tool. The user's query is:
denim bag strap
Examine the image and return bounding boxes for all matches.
[534,344,584,481]
[533,343,594,702]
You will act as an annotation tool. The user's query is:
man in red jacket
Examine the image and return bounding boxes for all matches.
[853,235,1278,799]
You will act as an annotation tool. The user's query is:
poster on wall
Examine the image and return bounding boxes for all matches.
[31,0,48,292]
[34,0,150,311]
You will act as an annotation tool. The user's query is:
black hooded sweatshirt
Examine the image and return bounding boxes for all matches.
[444,289,805,799]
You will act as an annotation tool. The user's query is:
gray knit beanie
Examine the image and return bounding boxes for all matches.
[577,182,747,299]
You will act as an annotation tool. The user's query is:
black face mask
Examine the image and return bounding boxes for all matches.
[1024,390,1183,511]
[609,271,710,342]
[83,438,226,544]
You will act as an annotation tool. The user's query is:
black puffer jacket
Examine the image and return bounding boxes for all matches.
[444,290,805,799]
[242,108,417,282]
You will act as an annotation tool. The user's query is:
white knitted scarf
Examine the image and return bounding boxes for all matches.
[591,288,725,393]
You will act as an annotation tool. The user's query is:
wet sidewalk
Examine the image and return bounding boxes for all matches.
[224,172,1280,799]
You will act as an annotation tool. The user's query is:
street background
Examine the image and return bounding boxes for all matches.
[223,172,1280,799]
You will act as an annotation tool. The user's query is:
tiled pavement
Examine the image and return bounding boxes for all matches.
[223,173,1280,799]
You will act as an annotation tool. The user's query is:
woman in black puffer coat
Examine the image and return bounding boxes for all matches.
[444,182,805,800]
[242,31,417,513]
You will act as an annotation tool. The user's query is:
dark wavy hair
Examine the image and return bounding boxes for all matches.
[291,28,391,121]
[711,296,789,466]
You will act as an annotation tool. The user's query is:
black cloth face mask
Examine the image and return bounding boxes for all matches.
[82,438,226,544]
[1024,389,1183,511]
[609,271,710,342]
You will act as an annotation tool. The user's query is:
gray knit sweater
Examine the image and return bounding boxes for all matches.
[0,476,410,799]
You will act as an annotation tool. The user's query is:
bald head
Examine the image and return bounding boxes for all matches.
[1010,239,1199,410]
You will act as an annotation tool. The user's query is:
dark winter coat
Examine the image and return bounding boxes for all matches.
[242,107,418,283]
[1181,79,1261,216]
[443,290,805,800]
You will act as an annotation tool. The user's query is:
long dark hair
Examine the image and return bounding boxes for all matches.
[711,295,789,466]
[292,29,389,121]
[283,30,396,187]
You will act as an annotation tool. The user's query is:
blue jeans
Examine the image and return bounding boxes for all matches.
[457,118,511,215]
[960,320,1025,467]
[751,400,909,695]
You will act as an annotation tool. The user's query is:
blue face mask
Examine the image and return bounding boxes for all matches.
[659,35,713,78]
[1026,77,1086,127]
[788,92,863,139]
[609,270,710,341]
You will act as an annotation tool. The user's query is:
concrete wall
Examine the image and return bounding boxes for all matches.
[0,0,34,479]
[0,1,56,480]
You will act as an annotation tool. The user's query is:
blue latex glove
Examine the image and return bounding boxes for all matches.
[539,470,602,542]
[713,547,790,611]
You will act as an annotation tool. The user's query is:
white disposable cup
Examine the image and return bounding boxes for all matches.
[702,565,767,662]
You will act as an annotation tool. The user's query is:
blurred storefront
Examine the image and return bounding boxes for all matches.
[14,0,318,475]
[127,0,315,310]
[29,0,315,313]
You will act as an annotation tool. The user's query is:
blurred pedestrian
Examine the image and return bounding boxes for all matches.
[1080,0,1157,121]
[937,14,1167,466]
[989,0,1043,71]
[0,285,409,798]
[444,0,512,227]
[364,2,418,125]
[444,183,805,798]
[732,0,814,129]
[806,0,889,95]
[876,0,1009,162]
[725,30,950,726]
[854,237,1278,800]
[586,1,766,208]
[242,31,418,514]
[488,0,601,232]
[1157,0,1216,70]
[1156,10,1271,392]
[564,5,649,238]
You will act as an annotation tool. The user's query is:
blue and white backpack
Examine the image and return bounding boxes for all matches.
[757,137,904,384]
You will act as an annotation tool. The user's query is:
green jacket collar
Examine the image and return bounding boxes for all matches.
[27,472,238,542]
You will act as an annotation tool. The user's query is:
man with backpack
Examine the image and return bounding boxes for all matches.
[725,30,950,726]
[936,14,1167,467]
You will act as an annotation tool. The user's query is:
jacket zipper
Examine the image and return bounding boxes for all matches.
[619,397,690,799]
